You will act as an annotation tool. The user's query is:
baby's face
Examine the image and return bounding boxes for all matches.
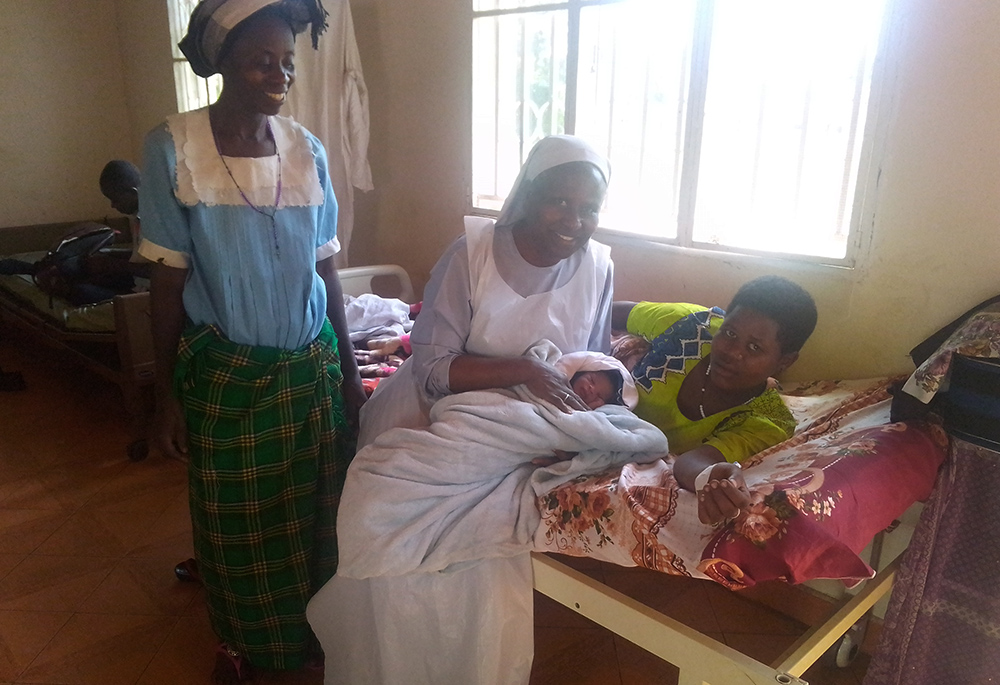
[571,370,617,410]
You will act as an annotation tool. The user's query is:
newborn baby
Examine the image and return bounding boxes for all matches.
[570,369,622,410]
[554,350,638,411]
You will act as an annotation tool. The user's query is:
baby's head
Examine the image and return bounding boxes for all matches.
[555,351,638,411]
[570,369,622,410]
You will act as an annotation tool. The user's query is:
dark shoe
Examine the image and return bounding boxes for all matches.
[174,557,201,583]
[212,643,255,684]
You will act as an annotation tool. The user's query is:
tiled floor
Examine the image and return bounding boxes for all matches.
[0,335,870,684]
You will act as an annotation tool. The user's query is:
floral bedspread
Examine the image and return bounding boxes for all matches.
[534,378,949,589]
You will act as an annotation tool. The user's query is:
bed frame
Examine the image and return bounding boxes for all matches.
[333,262,906,685]
[532,544,897,685]
[0,218,155,460]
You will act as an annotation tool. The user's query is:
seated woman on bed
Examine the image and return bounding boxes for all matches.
[612,275,817,525]
[310,134,620,685]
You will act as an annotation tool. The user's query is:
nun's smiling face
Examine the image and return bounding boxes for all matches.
[515,162,607,267]
[219,12,296,116]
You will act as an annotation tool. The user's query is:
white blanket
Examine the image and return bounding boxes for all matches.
[336,384,668,579]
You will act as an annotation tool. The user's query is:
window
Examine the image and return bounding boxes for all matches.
[471,0,889,262]
[166,0,223,113]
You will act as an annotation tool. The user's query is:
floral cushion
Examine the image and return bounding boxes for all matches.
[535,380,948,589]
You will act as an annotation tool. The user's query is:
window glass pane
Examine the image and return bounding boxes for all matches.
[173,62,221,113]
[693,0,886,258]
[168,0,201,59]
[472,11,568,211]
[576,0,696,238]
[474,0,565,12]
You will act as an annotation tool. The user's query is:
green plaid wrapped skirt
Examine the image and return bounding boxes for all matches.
[174,319,350,670]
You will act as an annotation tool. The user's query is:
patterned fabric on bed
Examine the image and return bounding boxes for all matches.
[535,378,949,589]
[902,302,1000,403]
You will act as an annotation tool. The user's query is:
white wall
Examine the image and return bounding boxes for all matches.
[349,0,1000,381]
[3,0,997,381]
[0,0,175,228]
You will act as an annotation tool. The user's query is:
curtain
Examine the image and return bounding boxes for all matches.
[286,0,373,267]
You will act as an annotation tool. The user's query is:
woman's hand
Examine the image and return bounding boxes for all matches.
[523,362,590,413]
[697,462,751,526]
[341,374,368,438]
[154,395,189,462]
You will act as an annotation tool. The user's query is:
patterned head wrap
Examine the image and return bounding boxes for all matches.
[496,135,611,229]
[179,0,328,78]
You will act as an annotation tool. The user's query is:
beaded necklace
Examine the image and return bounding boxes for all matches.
[212,118,283,256]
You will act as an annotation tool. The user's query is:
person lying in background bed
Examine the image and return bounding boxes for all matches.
[0,160,150,306]
[612,275,817,526]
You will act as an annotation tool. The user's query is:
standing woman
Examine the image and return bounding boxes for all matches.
[138,1,365,681]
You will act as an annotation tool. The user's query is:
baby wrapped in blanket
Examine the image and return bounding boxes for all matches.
[335,340,668,579]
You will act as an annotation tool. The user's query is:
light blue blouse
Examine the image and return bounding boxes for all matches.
[138,117,339,350]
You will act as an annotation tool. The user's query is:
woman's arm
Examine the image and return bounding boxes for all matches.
[317,256,367,433]
[674,445,750,525]
[611,300,638,331]
[149,262,189,460]
[448,354,588,412]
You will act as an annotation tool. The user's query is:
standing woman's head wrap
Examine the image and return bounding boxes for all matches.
[496,135,611,229]
[179,0,328,78]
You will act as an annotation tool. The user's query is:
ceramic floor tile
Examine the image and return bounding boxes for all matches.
[0,555,24,583]
[133,613,217,685]
[80,460,187,515]
[600,564,723,634]
[0,610,73,682]
[530,624,622,685]
[33,507,162,557]
[77,556,200,616]
[17,612,175,685]
[708,582,807,636]
[0,555,116,612]
[125,502,194,561]
[0,460,128,512]
[612,634,680,685]
[0,509,70,555]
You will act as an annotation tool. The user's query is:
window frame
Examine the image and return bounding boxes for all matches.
[469,0,893,268]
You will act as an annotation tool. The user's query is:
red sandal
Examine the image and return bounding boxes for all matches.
[212,643,255,684]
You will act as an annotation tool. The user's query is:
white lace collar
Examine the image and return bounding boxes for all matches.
[168,107,324,208]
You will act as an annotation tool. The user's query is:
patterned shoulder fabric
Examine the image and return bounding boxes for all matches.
[632,307,724,391]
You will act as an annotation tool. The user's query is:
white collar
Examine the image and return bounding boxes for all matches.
[167,107,324,208]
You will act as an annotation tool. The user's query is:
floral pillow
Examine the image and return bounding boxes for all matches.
[699,418,948,587]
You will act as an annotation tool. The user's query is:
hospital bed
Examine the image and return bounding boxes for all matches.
[338,264,949,685]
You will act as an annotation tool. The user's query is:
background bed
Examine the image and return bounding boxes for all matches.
[0,220,154,461]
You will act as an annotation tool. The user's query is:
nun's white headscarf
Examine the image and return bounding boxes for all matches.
[179,0,327,78]
[496,135,611,229]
